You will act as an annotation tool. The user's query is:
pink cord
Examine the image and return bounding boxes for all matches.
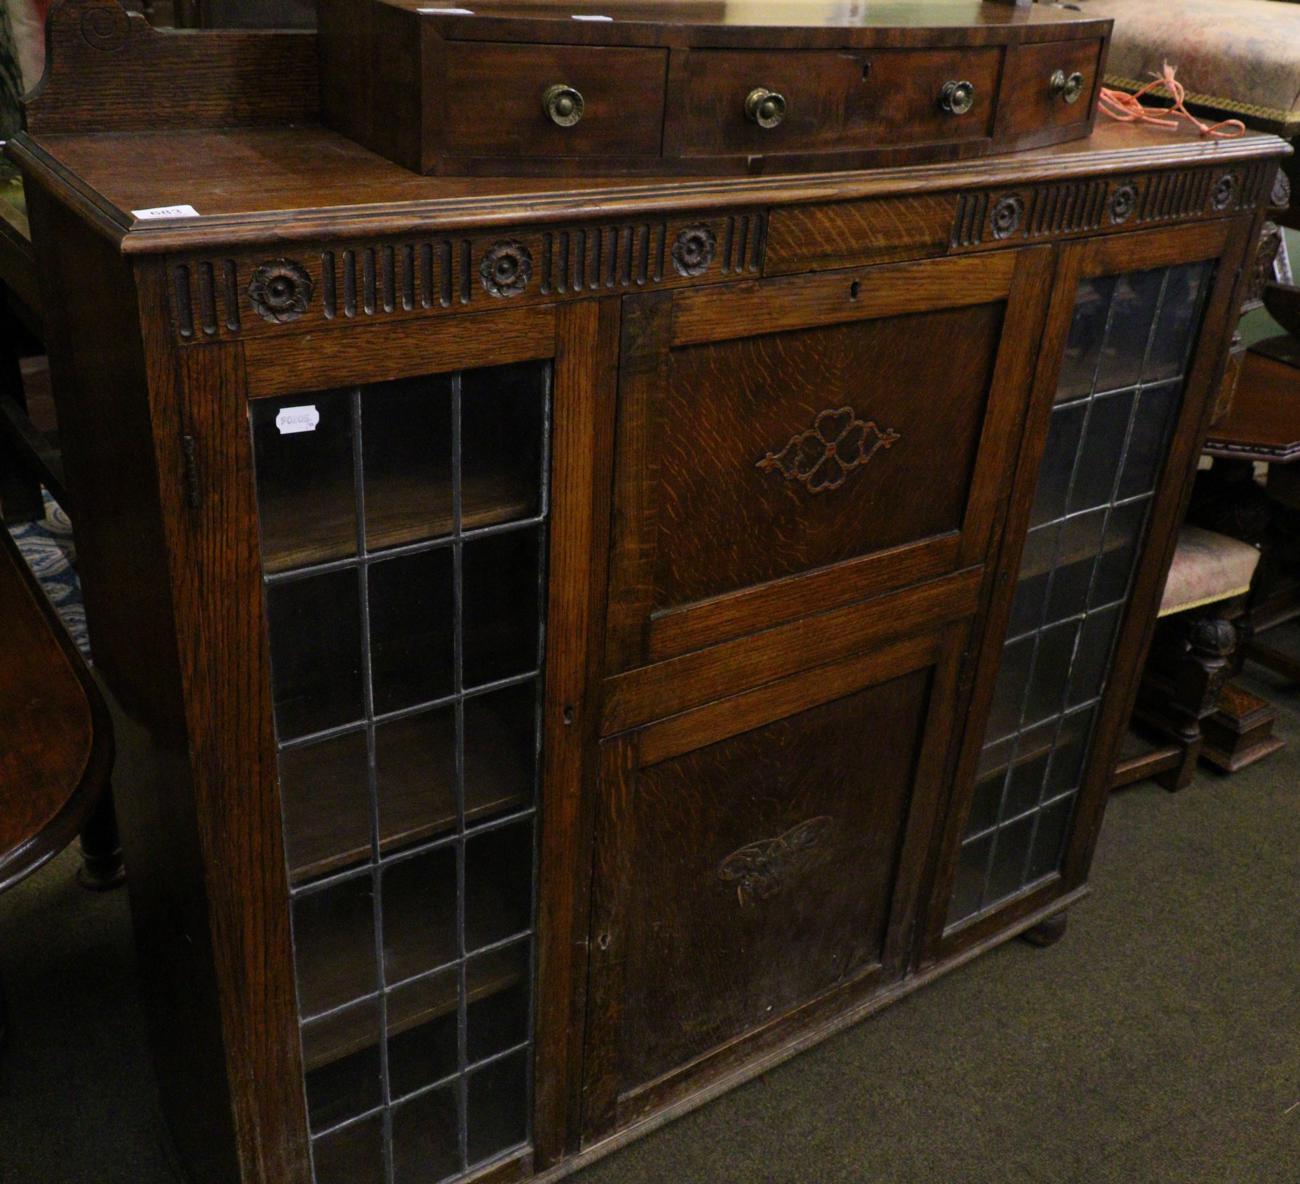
[1099,63,1245,138]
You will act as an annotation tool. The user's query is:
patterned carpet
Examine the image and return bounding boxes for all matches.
[6,492,89,657]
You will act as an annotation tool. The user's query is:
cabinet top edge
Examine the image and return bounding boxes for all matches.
[373,0,1110,41]
[9,121,1290,258]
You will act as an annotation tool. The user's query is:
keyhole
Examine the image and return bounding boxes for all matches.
[849,280,861,300]
[862,61,872,82]
[562,704,575,725]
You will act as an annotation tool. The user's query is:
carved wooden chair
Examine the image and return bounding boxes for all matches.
[1113,525,1272,791]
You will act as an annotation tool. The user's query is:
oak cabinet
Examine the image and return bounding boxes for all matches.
[8,3,1287,1184]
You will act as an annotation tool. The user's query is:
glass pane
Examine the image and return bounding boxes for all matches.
[1022,619,1080,728]
[267,570,364,742]
[951,833,994,921]
[987,634,1034,740]
[1028,794,1076,882]
[375,707,457,856]
[256,360,550,1181]
[1044,706,1095,798]
[312,1115,385,1184]
[1093,499,1150,609]
[985,814,1035,902]
[1118,381,1181,500]
[392,1082,461,1184]
[384,846,458,984]
[966,769,1004,838]
[1095,268,1163,394]
[369,549,456,715]
[281,730,372,885]
[1008,522,1059,638]
[465,822,533,951]
[466,1048,528,1165]
[1069,603,1124,708]
[467,940,530,1064]
[464,681,537,822]
[293,875,377,1017]
[949,261,1210,928]
[1145,261,1211,382]
[302,998,383,1131]
[462,528,542,689]
[252,388,357,575]
[362,374,454,553]
[462,363,545,530]
[1055,275,1114,403]
[1067,390,1134,514]
[1046,509,1106,623]
[1030,402,1086,527]
[387,966,460,1098]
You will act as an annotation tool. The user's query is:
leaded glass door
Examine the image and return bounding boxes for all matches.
[926,221,1244,954]
[250,360,550,1184]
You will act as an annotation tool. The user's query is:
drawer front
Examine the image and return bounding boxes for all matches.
[997,38,1102,140]
[441,44,667,158]
[673,47,1000,158]
[604,248,1054,679]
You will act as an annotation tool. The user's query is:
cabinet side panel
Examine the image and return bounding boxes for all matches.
[22,187,241,1183]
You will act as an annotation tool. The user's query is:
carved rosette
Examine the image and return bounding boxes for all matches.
[990,193,1025,240]
[718,817,833,907]
[81,3,131,52]
[247,259,313,324]
[1109,182,1138,225]
[757,405,900,494]
[671,224,717,277]
[479,240,533,298]
[1270,169,1292,214]
[1211,172,1237,211]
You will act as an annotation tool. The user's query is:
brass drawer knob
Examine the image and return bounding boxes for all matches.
[1050,70,1086,105]
[543,83,585,127]
[745,87,787,129]
[939,80,975,116]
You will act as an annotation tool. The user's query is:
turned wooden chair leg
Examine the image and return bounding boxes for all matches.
[76,785,125,891]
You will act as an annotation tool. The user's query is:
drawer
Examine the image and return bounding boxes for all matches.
[997,38,1103,140]
[440,44,667,159]
[604,248,1055,679]
[672,47,1001,158]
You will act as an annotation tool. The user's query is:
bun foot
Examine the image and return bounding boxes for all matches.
[1021,911,1069,948]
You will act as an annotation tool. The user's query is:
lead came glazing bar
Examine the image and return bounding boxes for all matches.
[947,260,1213,928]
[250,360,552,1183]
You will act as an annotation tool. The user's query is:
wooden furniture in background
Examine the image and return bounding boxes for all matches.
[1112,525,1269,791]
[7,2,1287,1182]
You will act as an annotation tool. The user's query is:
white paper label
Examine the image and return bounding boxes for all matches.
[131,204,200,220]
[571,13,613,19]
[276,405,321,435]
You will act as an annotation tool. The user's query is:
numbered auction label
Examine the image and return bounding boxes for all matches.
[275,405,321,435]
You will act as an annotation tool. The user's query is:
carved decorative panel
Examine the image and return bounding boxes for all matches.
[756,406,900,494]
[951,163,1269,252]
[166,212,764,343]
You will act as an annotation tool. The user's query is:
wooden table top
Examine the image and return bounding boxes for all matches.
[1206,348,1300,462]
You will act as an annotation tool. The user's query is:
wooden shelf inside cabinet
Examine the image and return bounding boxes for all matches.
[301,942,527,1072]
[260,472,535,576]
[285,708,532,886]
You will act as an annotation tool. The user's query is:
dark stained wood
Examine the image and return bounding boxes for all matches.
[1205,351,1300,461]
[533,297,621,1165]
[23,186,246,1184]
[602,566,983,734]
[0,525,112,892]
[994,36,1102,145]
[24,0,317,136]
[8,8,1290,1183]
[5,122,1280,255]
[243,306,557,397]
[764,193,960,275]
